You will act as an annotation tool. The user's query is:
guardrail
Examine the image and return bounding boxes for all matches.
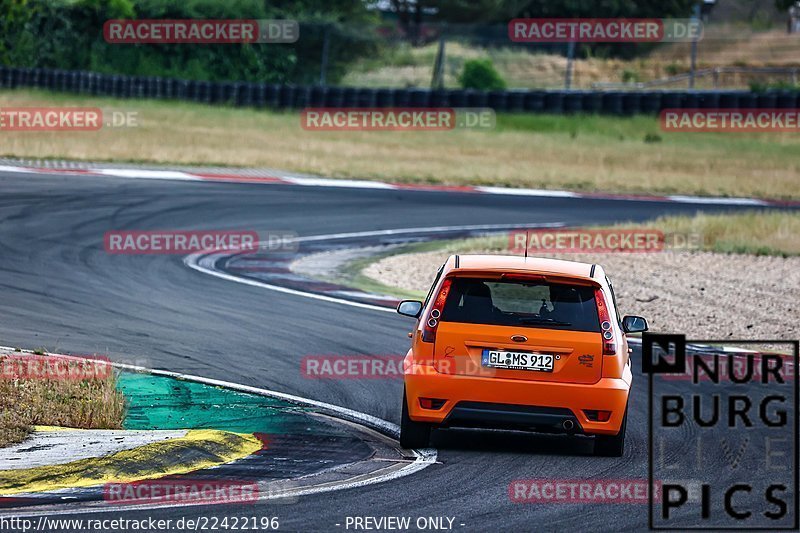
[1,66,798,115]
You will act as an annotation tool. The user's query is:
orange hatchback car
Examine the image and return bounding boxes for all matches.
[396,254,647,456]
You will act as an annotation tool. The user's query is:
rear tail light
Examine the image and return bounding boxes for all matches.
[421,277,452,343]
[595,288,616,355]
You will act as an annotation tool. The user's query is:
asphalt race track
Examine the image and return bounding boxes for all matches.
[0,171,796,531]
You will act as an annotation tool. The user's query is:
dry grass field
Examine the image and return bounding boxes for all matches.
[2,89,799,200]
[344,28,800,90]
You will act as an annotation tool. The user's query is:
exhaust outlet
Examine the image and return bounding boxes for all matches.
[562,419,574,431]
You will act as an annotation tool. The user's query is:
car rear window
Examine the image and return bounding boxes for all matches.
[440,277,600,332]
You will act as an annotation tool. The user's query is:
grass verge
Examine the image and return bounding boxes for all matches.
[630,211,800,256]
[399,211,800,258]
[334,241,457,301]
[0,351,126,448]
[2,89,799,200]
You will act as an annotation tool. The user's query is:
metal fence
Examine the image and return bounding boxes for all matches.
[592,66,800,90]
[1,66,797,115]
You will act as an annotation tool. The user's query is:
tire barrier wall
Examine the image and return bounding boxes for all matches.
[1,66,796,115]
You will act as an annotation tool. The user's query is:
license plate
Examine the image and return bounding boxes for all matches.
[481,349,554,372]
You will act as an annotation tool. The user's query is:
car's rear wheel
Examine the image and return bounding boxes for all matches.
[400,389,431,449]
[594,406,628,457]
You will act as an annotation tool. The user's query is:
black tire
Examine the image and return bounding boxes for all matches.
[594,406,628,457]
[400,390,431,449]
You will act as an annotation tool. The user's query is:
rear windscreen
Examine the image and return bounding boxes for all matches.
[440,277,600,333]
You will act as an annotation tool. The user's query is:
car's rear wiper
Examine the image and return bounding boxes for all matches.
[517,317,572,326]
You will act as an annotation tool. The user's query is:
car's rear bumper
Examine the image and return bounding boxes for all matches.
[404,362,631,435]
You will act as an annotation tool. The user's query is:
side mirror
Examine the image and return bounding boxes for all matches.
[622,315,648,334]
[397,300,423,318]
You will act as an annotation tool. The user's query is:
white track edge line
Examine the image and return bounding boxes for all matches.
[0,164,785,205]
[183,223,565,313]
[183,261,395,313]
